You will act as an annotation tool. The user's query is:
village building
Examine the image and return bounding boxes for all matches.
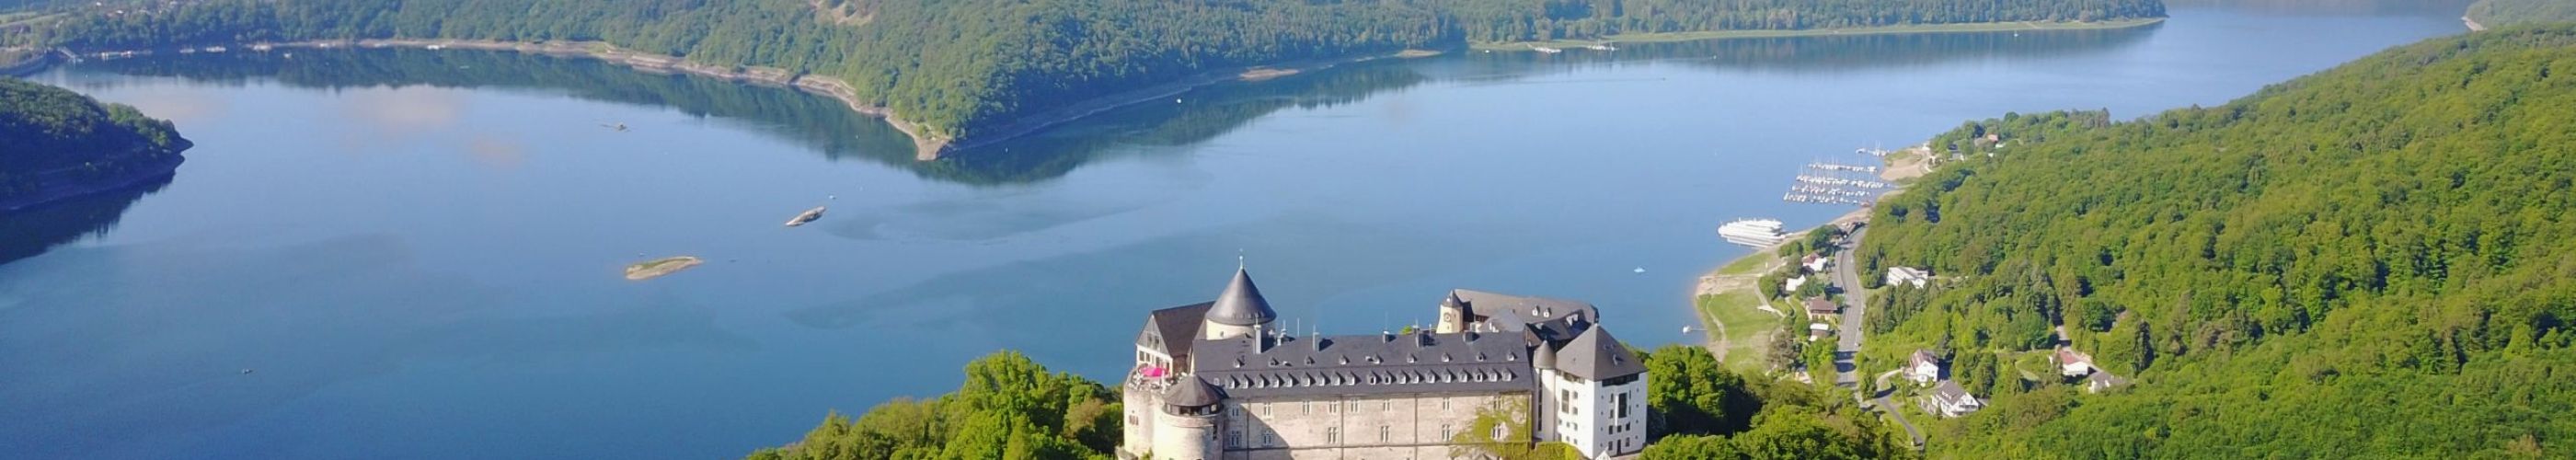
[1905,350,1943,384]
[1923,380,1984,419]
[2056,348,2097,377]
[1804,298,1840,318]
[1884,267,1931,288]
[1121,268,1650,460]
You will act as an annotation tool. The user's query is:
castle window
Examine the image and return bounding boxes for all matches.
[1326,427,1340,443]
[1263,430,1277,447]
[1260,403,1271,417]
[1302,401,1311,415]
[1379,425,1390,443]
[1614,393,1630,420]
[1382,400,1392,411]
[1439,424,1452,440]
[1343,400,1356,412]
[1226,431,1242,448]
[1439,398,1449,410]
[1492,425,1506,440]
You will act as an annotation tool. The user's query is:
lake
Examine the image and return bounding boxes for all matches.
[0,6,2467,459]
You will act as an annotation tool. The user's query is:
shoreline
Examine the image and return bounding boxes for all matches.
[0,152,186,213]
[1,48,63,77]
[1478,17,2167,51]
[1689,145,1930,370]
[926,49,1443,158]
[86,39,954,160]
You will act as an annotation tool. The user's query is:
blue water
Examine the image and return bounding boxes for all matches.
[0,6,2466,459]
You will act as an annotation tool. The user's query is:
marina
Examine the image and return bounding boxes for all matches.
[1780,148,1892,207]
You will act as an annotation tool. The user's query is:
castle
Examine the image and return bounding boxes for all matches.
[1120,268,1650,460]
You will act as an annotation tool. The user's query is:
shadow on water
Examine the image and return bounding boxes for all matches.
[0,173,173,265]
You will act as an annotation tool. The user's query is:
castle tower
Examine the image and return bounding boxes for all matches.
[1152,376,1224,460]
[1120,382,1158,459]
[1202,268,1277,341]
[1436,291,1470,333]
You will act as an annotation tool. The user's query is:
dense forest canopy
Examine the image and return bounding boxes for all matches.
[0,77,186,201]
[2468,0,2576,27]
[0,0,2165,152]
[1856,25,2576,456]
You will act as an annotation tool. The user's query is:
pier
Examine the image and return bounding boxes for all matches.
[1779,149,1892,207]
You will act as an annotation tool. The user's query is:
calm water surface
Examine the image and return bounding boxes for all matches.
[0,6,2464,459]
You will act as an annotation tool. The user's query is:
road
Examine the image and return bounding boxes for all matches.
[1831,225,1869,388]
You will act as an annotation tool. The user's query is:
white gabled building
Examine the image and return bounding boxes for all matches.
[1885,267,1931,288]
[1537,326,1650,459]
[1905,350,1943,384]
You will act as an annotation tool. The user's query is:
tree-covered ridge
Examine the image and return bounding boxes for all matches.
[1857,26,2576,456]
[751,351,1121,460]
[0,76,185,201]
[2468,0,2576,28]
[5,0,2164,155]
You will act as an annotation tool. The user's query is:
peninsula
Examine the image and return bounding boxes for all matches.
[10,0,2165,161]
[0,77,190,213]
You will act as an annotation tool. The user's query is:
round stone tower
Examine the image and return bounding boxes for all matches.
[1202,268,1277,341]
[1119,381,1157,459]
[1153,376,1224,460]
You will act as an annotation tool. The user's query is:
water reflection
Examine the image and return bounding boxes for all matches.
[63,24,2167,187]
[0,174,172,265]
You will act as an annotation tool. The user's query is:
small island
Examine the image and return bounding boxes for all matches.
[0,77,190,213]
[623,256,703,281]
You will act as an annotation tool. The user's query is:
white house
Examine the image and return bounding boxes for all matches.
[1784,275,1808,293]
[1885,267,1931,288]
[2057,348,2097,377]
[1801,254,1832,273]
[1905,350,1942,384]
[1924,380,1984,418]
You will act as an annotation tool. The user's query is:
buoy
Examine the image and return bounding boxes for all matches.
[240,369,254,374]
[1682,326,1694,333]
[1633,268,1646,273]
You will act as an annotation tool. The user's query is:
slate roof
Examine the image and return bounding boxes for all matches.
[1553,326,1647,381]
[1166,375,1224,408]
[1191,331,1534,397]
[1930,380,1973,403]
[1140,303,1213,358]
[1450,289,1598,326]
[1205,269,1278,327]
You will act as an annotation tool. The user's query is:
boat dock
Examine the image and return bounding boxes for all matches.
[1780,149,1891,207]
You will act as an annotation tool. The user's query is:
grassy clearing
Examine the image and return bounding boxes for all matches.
[1697,291,1784,373]
[1716,250,1776,276]
[1473,17,2164,51]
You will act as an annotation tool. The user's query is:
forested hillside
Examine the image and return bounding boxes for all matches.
[0,0,2163,158]
[1856,25,2576,456]
[0,77,186,206]
[2468,0,2576,28]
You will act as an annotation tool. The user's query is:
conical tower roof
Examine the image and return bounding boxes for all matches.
[1205,268,1277,327]
[1165,375,1224,408]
